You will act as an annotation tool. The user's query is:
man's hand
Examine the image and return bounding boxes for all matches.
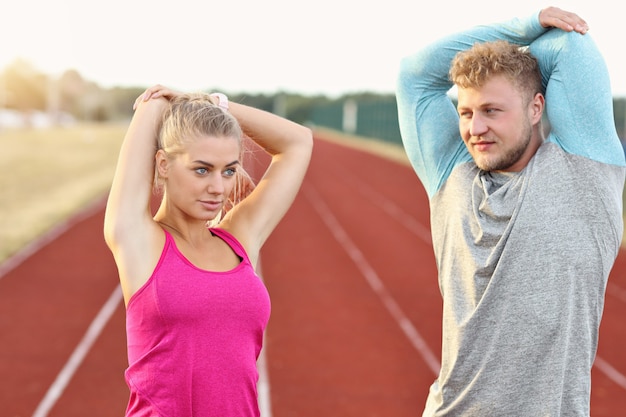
[539,6,589,34]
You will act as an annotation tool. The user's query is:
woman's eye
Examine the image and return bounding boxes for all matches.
[224,168,236,177]
[195,167,208,175]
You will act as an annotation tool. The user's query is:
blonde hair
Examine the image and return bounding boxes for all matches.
[450,40,543,103]
[154,92,255,215]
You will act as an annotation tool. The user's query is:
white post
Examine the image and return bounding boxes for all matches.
[47,74,60,124]
[343,99,357,134]
[273,93,287,118]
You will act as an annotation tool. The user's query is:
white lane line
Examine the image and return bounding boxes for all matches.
[305,185,440,375]
[32,278,272,417]
[32,285,123,417]
[607,282,626,303]
[256,258,273,417]
[257,345,272,417]
[31,273,273,417]
[595,283,626,390]
[328,167,433,244]
[27,233,271,416]
[594,356,626,390]
[343,172,433,246]
[344,170,626,390]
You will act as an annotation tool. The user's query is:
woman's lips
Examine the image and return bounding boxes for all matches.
[199,200,222,211]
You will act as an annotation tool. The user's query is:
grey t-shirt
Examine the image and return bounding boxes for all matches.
[425,142,624,416]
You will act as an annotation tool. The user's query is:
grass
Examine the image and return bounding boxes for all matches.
[0,123,127,263]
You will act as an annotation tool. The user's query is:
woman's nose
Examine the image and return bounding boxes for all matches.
[207,173,224,194]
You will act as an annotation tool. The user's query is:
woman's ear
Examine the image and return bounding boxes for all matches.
[155,149,169,179]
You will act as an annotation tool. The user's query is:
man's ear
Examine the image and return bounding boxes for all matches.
[530,92,545,124]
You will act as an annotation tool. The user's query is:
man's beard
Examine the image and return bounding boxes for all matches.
[475,123,533,171]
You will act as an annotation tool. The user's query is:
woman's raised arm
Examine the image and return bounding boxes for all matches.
[220,100,313,264]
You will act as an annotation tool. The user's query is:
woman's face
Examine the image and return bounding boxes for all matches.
[158,135,241,221]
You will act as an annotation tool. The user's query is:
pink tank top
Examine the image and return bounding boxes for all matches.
[124,228,271,417]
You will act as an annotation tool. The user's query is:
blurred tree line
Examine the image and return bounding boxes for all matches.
[0,59,390,125]
[1,59,625,141]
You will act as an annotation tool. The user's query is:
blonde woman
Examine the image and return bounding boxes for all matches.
[104,85,312,416]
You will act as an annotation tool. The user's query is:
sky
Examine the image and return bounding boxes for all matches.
[2,0,625,98]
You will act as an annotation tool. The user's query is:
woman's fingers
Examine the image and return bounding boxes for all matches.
[132,84,172,110]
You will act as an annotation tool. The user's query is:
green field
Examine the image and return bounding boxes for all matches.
[0,123,127,263]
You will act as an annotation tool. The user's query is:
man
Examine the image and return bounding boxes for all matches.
[396,7,625,416]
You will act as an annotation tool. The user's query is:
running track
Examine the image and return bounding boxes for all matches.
[1,135,625,416]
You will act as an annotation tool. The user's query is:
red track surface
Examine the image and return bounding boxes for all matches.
[1,136,625,416]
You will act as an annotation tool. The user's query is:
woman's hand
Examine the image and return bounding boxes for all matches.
[133,84,182,110]
[539,6,589,34]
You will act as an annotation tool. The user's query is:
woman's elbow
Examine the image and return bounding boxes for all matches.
[288,125,314,155]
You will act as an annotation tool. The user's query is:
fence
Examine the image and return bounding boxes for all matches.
[308,97,402,145]
[307,96,626,145]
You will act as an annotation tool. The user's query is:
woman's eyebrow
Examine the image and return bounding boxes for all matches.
[192,160,240,167]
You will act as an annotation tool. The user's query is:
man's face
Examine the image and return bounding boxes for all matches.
[457,75,543,172]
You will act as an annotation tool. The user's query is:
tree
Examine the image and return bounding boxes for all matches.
[0,59,47,111]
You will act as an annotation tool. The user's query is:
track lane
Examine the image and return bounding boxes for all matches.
[1,134,625,416]
[0,204,124,417]
[262,138,441,415]
[261,184,432,416]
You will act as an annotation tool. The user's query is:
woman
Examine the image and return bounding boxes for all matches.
[104,85,313,416]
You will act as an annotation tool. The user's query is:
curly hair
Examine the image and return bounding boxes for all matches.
[154,93,255,215]
[449,40,543,102]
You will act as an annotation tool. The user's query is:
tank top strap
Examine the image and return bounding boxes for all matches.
[162,228,174,245]
[209,227,251,263]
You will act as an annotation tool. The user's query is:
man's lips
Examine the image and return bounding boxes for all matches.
[472,141,495,152]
